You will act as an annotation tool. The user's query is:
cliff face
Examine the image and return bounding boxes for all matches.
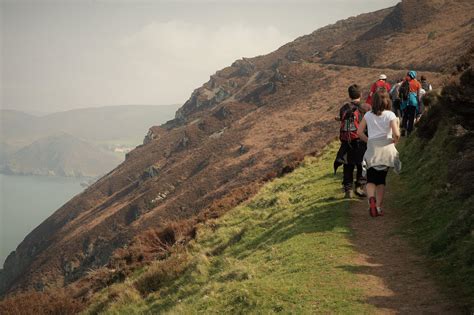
[1,0,473,296]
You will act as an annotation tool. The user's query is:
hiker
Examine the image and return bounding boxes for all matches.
[417,87,426,124]
[357,90,401,217]
[389,78,403,118]
[420,75,433,92]
[334,84,367,198]
[417,75,432,120]
[399,70,421,136]
[366,74,391,106]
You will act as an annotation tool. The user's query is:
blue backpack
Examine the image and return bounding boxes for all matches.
[407,92,419,108]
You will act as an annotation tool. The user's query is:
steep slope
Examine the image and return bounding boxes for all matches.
[325,0,474,71]
[1,0,472,298]
[389,64,474,307]
[1,134,122,178]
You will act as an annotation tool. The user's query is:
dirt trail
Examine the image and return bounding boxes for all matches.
[349,193,460,314]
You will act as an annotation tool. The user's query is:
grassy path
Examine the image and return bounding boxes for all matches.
[85,143,461,314]
[87,143,375,314]
[348,192,460,314]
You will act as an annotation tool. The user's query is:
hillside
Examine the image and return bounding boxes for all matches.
[1,134,122,178]
[0,111,39,149]
[0,105,178,178]
[0,0,472,304]
[0,105,179,147]
[0,142,15,163]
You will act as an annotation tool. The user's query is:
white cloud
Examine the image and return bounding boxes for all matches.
[117,20,292,104]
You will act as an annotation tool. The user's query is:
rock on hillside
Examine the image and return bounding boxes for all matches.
[1,0,472,297]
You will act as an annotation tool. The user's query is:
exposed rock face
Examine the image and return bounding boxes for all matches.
[1,0,473,297]
[142,165,161,179]
[143,128,160,145]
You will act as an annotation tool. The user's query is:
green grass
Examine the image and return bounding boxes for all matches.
[389,124,474,307]
[85,143,377,314]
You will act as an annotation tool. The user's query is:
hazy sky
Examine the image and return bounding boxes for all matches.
[1,0,399,114]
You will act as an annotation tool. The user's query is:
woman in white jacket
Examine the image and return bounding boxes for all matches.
[357,90,401,217]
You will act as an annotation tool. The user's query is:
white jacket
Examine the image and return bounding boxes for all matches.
[363,136,401,173]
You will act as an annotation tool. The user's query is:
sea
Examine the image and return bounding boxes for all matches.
[0,174,85,267]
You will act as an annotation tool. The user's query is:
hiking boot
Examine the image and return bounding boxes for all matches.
[354,186,367,198]
[376,207,384,216]
[368,197,377,217]
[344,190,353,199]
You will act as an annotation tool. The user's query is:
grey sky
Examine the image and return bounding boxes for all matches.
[1,0,399,114]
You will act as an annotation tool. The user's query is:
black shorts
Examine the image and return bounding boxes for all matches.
[367,167,388,185]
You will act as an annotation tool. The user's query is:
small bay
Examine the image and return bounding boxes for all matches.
[0,173,85,267]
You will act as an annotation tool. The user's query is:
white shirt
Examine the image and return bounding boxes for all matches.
[364,110,397,139]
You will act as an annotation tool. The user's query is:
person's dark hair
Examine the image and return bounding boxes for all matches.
[348,84,361,100]
[420,75,427,81]
[372,90,392,116]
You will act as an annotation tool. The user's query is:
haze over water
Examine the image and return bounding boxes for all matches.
[0,174,84,267]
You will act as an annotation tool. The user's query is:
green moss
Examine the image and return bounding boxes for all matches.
[84,143,377,314]
[389,123,474,307]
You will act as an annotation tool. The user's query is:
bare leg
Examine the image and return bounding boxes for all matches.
[366,183,376,199]
[376,185,385,208]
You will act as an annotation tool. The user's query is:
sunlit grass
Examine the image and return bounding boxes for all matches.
[85,143,376,314]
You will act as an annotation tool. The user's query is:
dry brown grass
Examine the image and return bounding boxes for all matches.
[109,219,196,273]
[134,250,191,295]
[64,220,198,305]
[0,289,83,315]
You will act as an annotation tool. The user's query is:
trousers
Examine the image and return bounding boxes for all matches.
[343,164,365,192]
[402,106,417,135]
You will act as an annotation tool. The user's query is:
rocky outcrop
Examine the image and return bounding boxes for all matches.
[142,165,161,179]
[143,128,160,145]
